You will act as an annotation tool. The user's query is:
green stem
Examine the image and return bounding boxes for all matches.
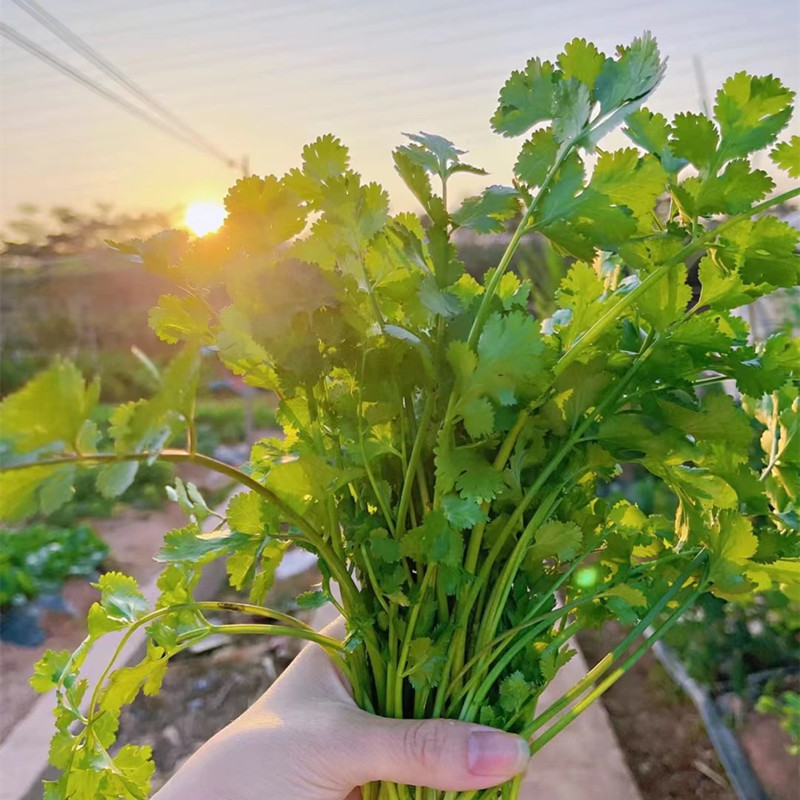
[395,566,436,714]
[357,361,397,536]
[476,488,565,653]
[466,143,574,350]
[3,448,369,645]
[208,623,346,651]
[396,393,434,537]
[526,576,706,751]
[760,392,782,481]
[5,448,320,540]
[527,550,708,737]
[457,619,562,721]
[84,600,347,725]
[446,557,600,712]
[362,544,390,614]
[478,331,658,651]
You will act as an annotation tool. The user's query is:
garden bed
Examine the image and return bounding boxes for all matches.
[578,623,798,800]
[578,623,736,800]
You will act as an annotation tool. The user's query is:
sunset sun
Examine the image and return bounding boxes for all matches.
[183,201,226,236]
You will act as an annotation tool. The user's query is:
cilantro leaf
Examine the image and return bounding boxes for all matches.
[0,359,99,453]
[670,112,719,171]
[442,494,488,530]
[155,524,241,564]
[499,670,531,713]
[148,294,213,345]
[301,134,350,183]
[471,311,548,405]
[451,186,520,234]
[552,78,591,144]
[594,31,666,113]
[227,491,271,535]
[406,637,448,690]
[528,520,583,562]
[0,463,75,522]
[715,72,794,160]
[96,461,138,499]
[30,649,72,694]
[557,38,606,91]
[770,135,800,177]
[514,128,560,187]
[93,572,149,625]
[491,57,557,137]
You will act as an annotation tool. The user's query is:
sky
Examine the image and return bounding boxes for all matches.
[1,0,798,229]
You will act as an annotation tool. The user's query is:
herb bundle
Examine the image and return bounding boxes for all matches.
[1,32,799,800]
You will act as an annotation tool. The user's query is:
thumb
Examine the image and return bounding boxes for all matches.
[339,709,530,792]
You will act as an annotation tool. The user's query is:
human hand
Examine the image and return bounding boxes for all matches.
[153,630,531,800]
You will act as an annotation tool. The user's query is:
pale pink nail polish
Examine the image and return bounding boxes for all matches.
[467,731,530,776]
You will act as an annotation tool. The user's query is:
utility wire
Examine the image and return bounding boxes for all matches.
[10,0,236,167]
[0,23,229,160]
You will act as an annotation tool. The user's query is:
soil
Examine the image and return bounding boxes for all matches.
[738,706,800,800]
[578,623,737,800]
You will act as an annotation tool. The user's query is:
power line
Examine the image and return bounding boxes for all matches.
[10,0,236,167]
[0,22,235,164]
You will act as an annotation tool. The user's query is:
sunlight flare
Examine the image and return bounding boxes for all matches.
[183,201,226,236]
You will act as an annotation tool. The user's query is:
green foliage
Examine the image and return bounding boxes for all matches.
[664,591,800,690]
[0,523,108,607]
[756,690,800,755]
[1,32,799,800]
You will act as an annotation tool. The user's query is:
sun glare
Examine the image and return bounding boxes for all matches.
[183,201,226,236]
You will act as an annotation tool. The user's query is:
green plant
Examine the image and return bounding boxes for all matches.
[41,461,174,527]
[0,32,799,800]
[756,689,800,755]
[191,396,278,452]
[0,523,108,607]
[663,590,800,690]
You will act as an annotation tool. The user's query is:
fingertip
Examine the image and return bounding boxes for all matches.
[466,730,530,778]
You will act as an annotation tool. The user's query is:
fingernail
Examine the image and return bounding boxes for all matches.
[467,731,530,777]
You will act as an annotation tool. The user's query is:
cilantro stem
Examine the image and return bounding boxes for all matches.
[356,351,398,535]
[760,392,782,480]
[83,600,345,728]
[526,575,706,752]
[207,623,346,652]
[3,448,372,655]
[475,339,653,653]
[526,550,708,739]
[433,142,576,506]
[362,544,390,615]
[396,392,434,538]
[394,565,436,715]
[2,449,315,541]
[447,547,600,708]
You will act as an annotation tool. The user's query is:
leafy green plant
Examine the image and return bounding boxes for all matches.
[663,590,800,690]
[41,461,174,527]
[0,523,108,607]
[756,689,800,755]
[191,396,278,452]
[1,32,799,800]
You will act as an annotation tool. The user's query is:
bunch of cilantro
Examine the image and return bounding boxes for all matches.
[1,32,799,800]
